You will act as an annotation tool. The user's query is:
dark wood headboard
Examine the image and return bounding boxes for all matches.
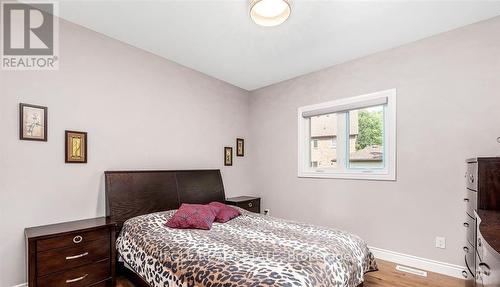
[105,170,226,228]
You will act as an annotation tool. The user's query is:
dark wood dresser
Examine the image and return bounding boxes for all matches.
[464,157,500,287]
[226,196,261,213]
[476,210,500,287]
[25,217,116,287]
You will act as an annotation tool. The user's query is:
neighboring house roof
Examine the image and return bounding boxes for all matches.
[349,145,383,161]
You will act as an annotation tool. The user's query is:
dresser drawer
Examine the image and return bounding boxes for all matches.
[464,189,477,218]
[88,280,112,287]
[37,228,109,252]
[476,252,484,287]
[466,162,478,191]
[464,214,476,245]
[478,232,485,263]
[477,246,500,287]
[37,238,110,276]
[235,199,260,213]
[464,242,475,273]
[477,215,485,262]
[465,253,475,282]
[37,259,110,287]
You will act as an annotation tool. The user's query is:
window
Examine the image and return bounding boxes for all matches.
[298,89,396,180]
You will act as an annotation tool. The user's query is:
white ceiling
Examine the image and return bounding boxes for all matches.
[55,1,500,91]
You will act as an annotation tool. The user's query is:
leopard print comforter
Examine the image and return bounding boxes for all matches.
[116,208,377,287]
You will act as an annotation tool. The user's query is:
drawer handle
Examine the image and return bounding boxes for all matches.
[479,263,491,276]
[66,274,88,283]
[463,222,469,228]
[469,174,474,183]
[66,252,89,260]
[73,235,83,244]
[463,198,469,202]
[248,202,253,208]
[463,246,469,253]
[478,238,482,247]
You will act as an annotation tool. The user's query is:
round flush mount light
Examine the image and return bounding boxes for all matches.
[250,0,291,27]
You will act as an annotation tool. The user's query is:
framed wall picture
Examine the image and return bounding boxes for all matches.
[65,131,87,163]
[236,138,244,157]
[224,147,233,166]
[20,103,48,141]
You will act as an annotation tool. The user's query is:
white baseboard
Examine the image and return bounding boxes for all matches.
[11,284,27,287]
[369,246,466,279]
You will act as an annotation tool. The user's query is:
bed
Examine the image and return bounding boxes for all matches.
[105,170,377,287]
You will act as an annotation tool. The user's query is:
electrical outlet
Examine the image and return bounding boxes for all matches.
[264,209,270,216]
[435,237,446,249]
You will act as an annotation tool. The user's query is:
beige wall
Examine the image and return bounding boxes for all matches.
[0,20,251,287]
[249,16,500,267]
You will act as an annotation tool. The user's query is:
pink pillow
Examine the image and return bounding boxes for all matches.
[166,204,217,230]
[209,202,241,223]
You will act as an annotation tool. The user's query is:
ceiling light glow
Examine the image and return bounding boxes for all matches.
[250,0,291,27]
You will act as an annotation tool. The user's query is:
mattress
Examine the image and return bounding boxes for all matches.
[116,208,377,287]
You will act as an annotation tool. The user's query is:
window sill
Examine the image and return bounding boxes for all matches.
[298,171,396,181]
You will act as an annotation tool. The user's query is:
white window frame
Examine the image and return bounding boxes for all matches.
[297,89,396,181]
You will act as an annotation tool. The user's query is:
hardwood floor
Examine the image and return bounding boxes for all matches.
[364,260,466,287]
[116,259,466,287]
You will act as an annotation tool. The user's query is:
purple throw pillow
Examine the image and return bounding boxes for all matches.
[166,203,217,230]
[209,202,241,223]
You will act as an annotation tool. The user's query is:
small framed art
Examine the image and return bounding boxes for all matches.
[236,138,244,157]
[224,147,233,166]
[20,103,48,141]
[65,131,87,163]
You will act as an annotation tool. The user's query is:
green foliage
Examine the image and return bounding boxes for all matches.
[356,110,383,150]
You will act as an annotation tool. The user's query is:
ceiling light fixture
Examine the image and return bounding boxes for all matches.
[250,0,291,27]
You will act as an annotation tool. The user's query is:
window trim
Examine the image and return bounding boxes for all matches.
[297,89,397,181]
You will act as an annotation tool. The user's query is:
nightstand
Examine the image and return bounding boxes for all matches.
[25,217,116,287]
[226,196,261,213]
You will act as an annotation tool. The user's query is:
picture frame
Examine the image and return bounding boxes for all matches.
[19,103,48,141]
[224,147,233,166]
[236,138,244,157]
[65,131,87,163]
